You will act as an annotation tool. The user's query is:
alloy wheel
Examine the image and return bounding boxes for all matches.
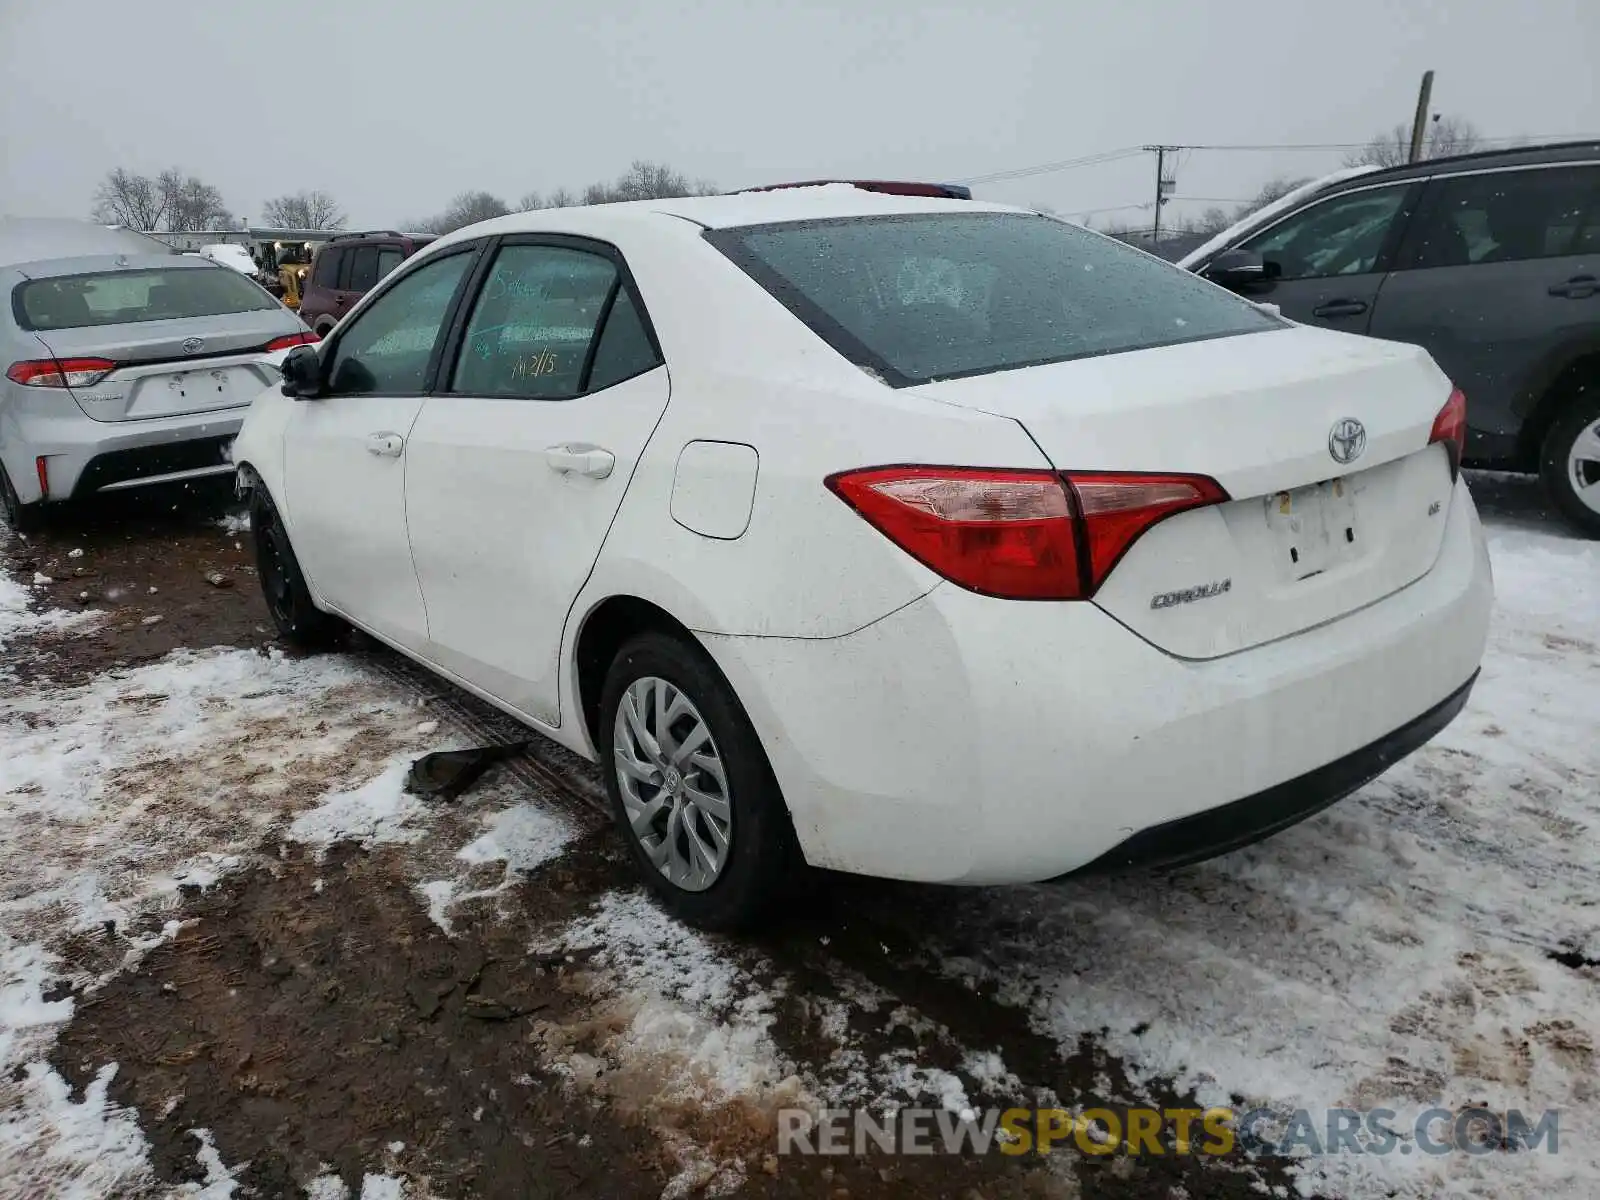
[1566,417,1600,517]
[613,675,732,891]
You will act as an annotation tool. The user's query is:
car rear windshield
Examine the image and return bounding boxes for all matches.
[706,212,1280,386]
[14,266,278,331]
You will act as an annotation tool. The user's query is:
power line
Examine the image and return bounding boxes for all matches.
[960,132,1600,186]
[956,147,1144,186]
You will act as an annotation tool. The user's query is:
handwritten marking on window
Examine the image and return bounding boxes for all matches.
[511,350,560,379]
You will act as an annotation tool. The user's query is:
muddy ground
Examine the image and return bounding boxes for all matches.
[6,486,1324,1199]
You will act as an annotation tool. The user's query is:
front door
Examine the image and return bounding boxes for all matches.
[404,238,670,726]
[282,245,480,650]
[1228,181,1422,331]
[1367,164,1600,460]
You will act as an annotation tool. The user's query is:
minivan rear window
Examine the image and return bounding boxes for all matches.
[15,266,278,331]
[707,212,1280,386]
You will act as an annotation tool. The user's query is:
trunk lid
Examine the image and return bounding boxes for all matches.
[34,311,290,422]
[908,325,1458,658]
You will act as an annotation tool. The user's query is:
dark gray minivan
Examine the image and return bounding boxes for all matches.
[1185,142,1600,536]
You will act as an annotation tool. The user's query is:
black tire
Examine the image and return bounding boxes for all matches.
[0,461,45,534]
[599,631,798,931]
[249,490,346,649]
[1540,391,1600,539]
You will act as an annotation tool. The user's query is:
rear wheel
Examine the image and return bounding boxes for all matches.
[1540,391,1600,538]
[0,461,44,534]
[250,490,346,648]
[599,632,797,930]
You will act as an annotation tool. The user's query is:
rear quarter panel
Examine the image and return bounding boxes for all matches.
[563,214,1055,692]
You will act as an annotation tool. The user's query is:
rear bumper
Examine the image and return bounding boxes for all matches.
[703,476,1493,885]
[1068,669,1478,876]
[0,404,246,504]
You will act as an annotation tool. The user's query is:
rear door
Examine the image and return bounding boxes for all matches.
[19,257,295,421]
[404,236,669,725]
[1367,163,1600,460]
[282,244,481,650]
[1227,181,1422,330]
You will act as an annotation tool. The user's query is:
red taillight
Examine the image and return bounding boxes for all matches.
[1429,387,1467,478]
[826,466,1228,600]
[5,357,116,388]
[1066,473,1231,588]
[264,331,319,352]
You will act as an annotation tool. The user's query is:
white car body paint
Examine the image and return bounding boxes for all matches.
[233,186,1492,885]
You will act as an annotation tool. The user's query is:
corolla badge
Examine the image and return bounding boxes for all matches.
[181,336,204,355]
[1328,417,1367,465]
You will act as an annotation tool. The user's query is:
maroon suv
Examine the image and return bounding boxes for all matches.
[298,231,435,336]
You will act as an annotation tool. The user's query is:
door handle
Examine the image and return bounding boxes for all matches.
[544,443,615,479]
[1549,275,1598,299]
[366,432,405,457]
[1312,299,1369,318]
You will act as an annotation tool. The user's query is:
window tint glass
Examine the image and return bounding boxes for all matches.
[312,247,341,288]
[709,213,1277,386]
[15,266,277,330]
[451,244,617,398]
[325,251,472,395]
[1239,187,1409,281]
[587,289,659,391]
[376,248,405,281]
[347,247,382,293]
[1404,166,1600,269]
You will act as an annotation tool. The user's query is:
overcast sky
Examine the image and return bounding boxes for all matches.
[3,0,1597,231]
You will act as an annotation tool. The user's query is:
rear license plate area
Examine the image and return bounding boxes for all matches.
[1264,475,1363,581]
[166,367,244,403]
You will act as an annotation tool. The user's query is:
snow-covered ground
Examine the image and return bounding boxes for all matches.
[1,483,1596,1198]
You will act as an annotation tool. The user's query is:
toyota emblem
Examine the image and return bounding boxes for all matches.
[1328,417,1367,465]
[181,336,204,355]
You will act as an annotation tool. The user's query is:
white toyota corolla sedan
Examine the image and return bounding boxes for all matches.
[234,182,1493,929]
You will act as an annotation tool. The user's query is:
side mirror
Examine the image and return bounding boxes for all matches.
[279,345,323,399]
[1204,249,1282,293]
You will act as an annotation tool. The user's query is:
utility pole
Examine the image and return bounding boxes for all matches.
[1408,70,1435,163]
[1143,145,1179,246]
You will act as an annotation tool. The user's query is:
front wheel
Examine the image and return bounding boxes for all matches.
[599,632,797,930]
[250,490,346,648]
[1540,392,1600,538]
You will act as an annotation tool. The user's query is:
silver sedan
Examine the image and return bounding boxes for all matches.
[0,218,314,530]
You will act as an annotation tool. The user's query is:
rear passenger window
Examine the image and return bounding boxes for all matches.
[1402,166,1600,269]
[377,247,405,280]
[450,243,653,399]
[347,247,382,293]
[587,289,659,391]
[312,248,342,288]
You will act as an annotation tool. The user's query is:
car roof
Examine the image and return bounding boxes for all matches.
[428,185,1021,251]
[1326,139,1600,190]
[0,218,177,268]
[647,184,1013,228]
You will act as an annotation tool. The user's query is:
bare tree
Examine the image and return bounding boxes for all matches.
[1344,115,1481,169]
[261,190,346,229]
[91,167,233,232]
[517,187,578,211]
[91,168,169,230]
[418,190,512,234]
[580,161,718,205]
[161,171,233,232]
